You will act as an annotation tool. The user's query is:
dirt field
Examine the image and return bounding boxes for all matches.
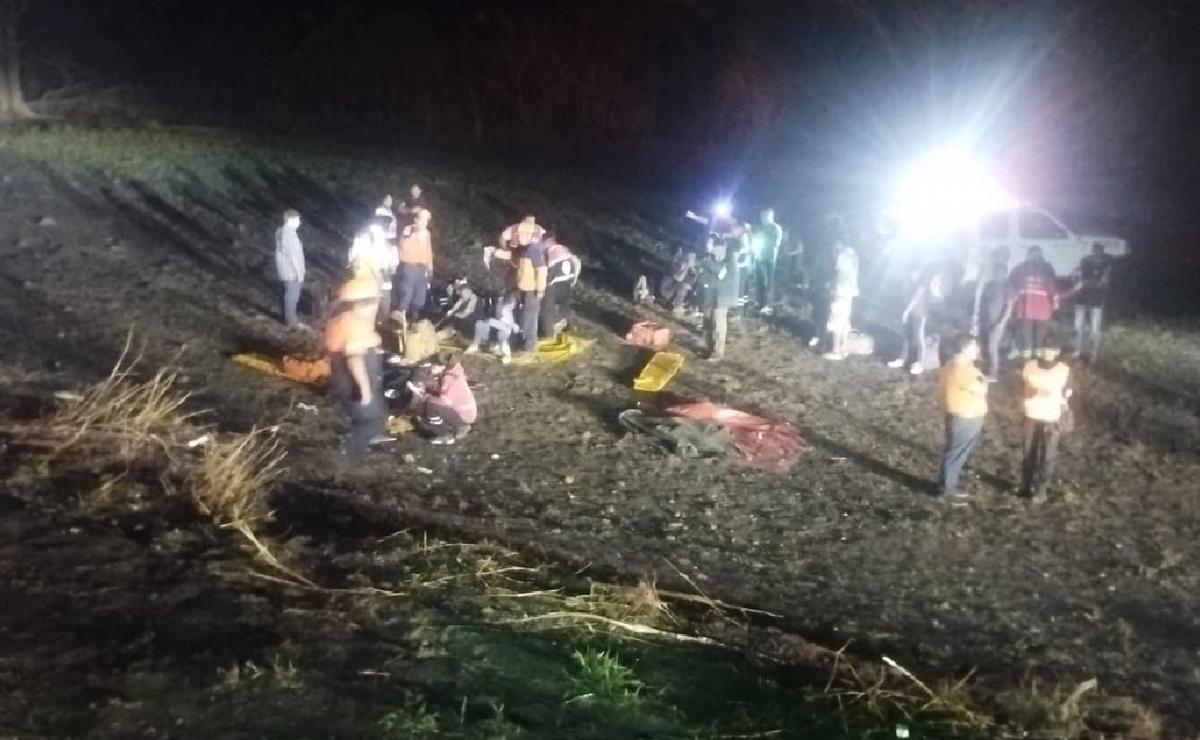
[2,127,1199,738]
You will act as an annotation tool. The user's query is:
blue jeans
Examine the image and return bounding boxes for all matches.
[939,415,983,497]
[394,264,429,319]
[282,280,302,326]
[1074,304,1103,358]
[473,319,512,346]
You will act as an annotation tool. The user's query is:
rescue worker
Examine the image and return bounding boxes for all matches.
[466,291,519,363]
[1020,334,1072,502]
[888,268,947,376]
[822,240,859,360]
[500,214,546,251]
[346,218,394,326]
[750,208,784,315]
[1008,246,1058,360]
[540,232,582,337]
[273,209,306,328]
[410,351,477,445]
[936,334,988,501]
[394,208,434,328]
[698,237,740,361]
[325,276,389,459]
[512,235,548,355]
[975,246,1012,380]
[1070,243,1112,361]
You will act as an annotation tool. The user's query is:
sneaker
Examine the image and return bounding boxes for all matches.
[939,491,969,505]
[368,434,396,446]
[759,305,774,316]
[430,436,457,446]
[822,352,845,361]
[498,343,512,364]
[705,354,723,363]
[808,336,821,348]
[908,362,924,376]
[464,344,480,355]
[887,358,905,369]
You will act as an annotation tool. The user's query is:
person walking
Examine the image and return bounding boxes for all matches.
[975,247,1012,380]
[273,209,306,328]
[822,241,859,360]
[1071,243,1112,361]
[698,238,740,361]
[936,334,988,501]
[751,207,784,315]
[540,232,581,337]
[325,276,389,460]
[888,269,946,375]
[1008,246,1058,360]
[394,208,434,328]
[1020,335,1071,502]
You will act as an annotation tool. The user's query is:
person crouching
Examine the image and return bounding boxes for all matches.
[410,352,477,445]
[936,334,988,501]
[325,276,390,460]
[1020,334,1071,502]
[466,291,519,364]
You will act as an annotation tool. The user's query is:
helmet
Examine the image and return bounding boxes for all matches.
[337,276,380,303]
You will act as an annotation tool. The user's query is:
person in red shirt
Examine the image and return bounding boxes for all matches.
[410,352,477,445]
[1008,246,1058,360]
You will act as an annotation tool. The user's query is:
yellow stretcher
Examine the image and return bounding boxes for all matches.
[231,353,331,385]
[633,351,684,392]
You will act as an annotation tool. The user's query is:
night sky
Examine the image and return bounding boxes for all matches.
[18,1,1200,245]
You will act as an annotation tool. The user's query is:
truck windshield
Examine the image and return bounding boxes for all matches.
[1019,211,1068,240]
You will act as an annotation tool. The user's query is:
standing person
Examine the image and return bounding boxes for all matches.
[325,276,389,460]
[1020,335,1071,502]
[346,218,393,326]
[888,269,947,375]
[274,209,306,328]
[394,208,434,328]
[822,241,859,360]
[936,334,988,501]
[751,208,784,315]
[512,235,548,355]
[500,214,546,250]
[1071,243,1112,361]
[410,352,477,445]
[1008,246,1058,360]
[698,239,740,361]
[975,247,1012,380]
[400,184,427,225]
[375,195,398,243]
[540,232,582,337]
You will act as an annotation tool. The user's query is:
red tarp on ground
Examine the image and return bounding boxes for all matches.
[663,400,810,472]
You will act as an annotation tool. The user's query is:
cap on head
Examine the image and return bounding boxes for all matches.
[337,276,380,304]
[283,209,300,222]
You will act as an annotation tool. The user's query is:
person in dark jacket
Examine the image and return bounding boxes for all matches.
[975,247,1012,380]
[698,238,741,361]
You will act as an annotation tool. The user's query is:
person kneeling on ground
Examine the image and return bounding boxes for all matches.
[466,291,519,363]
[1020,334,1072,502]
[660,247,697,315]
[936,334,988,501]
[325,276,391,460]
[410,352,477,445]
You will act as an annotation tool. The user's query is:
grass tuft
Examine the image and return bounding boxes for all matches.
[566,648,646,708]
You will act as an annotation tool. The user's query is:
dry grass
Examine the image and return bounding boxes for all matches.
[188,428,312,586]
[55,336,197,458]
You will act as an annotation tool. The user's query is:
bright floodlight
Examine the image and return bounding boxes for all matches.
[712,200,732,219]
[889,147,1016,240]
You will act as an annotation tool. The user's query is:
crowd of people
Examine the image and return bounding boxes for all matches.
[272,188,1114,501]
[271,186,582,458]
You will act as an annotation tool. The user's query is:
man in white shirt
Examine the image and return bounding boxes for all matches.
[823,241,859,360]
[274,209,306,328]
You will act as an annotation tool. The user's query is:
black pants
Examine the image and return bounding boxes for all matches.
[539,281,573,337]
[417,404,468,439]
[899,314,926,367]
[753,256,776,308]
[518,291,541,352]
[981,315,1008,376]
[1021,419,1060,495]
[330,350,386,460]
[1016,318,1048,359]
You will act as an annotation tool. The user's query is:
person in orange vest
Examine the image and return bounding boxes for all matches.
[393,208,434,327]
[325,276,390,459]
[936,334,989,501]
[1008,246,1058,360]
[1020,334,1072,502]
[500,214,546,250]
